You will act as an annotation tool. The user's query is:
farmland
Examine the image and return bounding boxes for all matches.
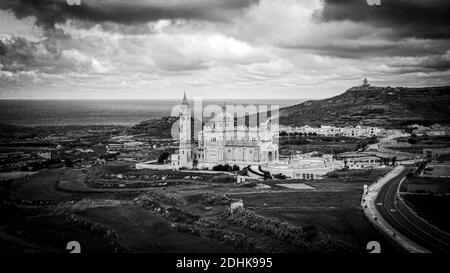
[0,162,395,253]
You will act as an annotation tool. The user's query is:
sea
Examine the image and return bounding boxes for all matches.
[0,99,299,127]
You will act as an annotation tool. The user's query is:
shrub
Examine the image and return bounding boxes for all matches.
[200,192,239,205]
[212,164,234,172]
[210,174,236,183]
[273,173,287,180]
[158,152,170,163]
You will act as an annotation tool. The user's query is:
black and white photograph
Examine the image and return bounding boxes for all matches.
[0,0,449,262]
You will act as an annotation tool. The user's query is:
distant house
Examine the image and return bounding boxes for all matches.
[340,125,380,138]
[411,124,450,137]
[423,147,450,160]
[123,141,143,151]
[338,152,382,169]
[107,143,123,151]
[346,156,380,169]
[280,124,385,138]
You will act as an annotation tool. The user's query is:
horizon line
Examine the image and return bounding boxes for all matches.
[0,97,318,101]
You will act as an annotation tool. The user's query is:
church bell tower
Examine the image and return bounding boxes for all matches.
[179,92,192,168]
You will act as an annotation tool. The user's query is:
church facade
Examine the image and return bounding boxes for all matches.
[176,93,279,169]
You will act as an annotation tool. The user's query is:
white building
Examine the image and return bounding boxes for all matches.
[345,156,380,169]
[280,124,384,138]
[265,152,343,180]
[123,141,143,151]
[175,93,279,169]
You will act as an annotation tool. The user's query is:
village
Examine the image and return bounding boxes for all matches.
[2,105,450,187]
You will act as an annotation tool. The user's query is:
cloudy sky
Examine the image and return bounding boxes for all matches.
[0,0,449,100]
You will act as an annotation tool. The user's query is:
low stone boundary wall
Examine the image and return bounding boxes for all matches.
[173,221,263,253]
[224,208,358,253]
[64,213,125,253]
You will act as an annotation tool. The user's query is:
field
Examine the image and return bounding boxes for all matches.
[228,190,396,251]
[0,161,397,253]
[74,205,235,253]
[255,208,392,251]
[402,194,450,233]
[0,172,37,181]
[0,205,113,253]
[7,168,75,201]
[404,177,450,194]
[232,191,360,208]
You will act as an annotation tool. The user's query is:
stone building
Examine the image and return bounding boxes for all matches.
[176,93,279,169]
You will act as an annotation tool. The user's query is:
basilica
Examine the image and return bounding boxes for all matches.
[173,93,279,169]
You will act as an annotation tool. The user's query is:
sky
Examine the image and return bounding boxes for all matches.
[0,0,449,100]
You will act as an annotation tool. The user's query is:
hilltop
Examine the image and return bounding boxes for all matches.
[279,85,450,128]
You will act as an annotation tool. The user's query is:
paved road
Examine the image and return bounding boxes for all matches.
[375,168,450,253]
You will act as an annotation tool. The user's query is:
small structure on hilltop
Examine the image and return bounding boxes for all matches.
[361,78,371,88]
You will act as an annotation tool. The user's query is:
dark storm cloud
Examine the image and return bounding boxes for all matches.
[0,37,39,72]
[0,35,91,74]
[319,0,450,39]
[0,0,259,29]
[289,39,450,60]
[390,55,450,72]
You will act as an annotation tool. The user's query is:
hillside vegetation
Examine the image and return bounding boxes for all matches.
[279,85,450,128]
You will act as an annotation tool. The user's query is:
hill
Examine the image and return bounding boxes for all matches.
[126,116,178,138]
[279,85,450,128]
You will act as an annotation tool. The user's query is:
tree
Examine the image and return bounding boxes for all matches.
[368,136,378,144]
[192,159,198,169]
[392,157,397,166]
[232,164,240,172]
[158,152,170,163]
[64,158,74,167]
[357,142,368,151]
[223,164,231,171]
[273,173,287,180]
